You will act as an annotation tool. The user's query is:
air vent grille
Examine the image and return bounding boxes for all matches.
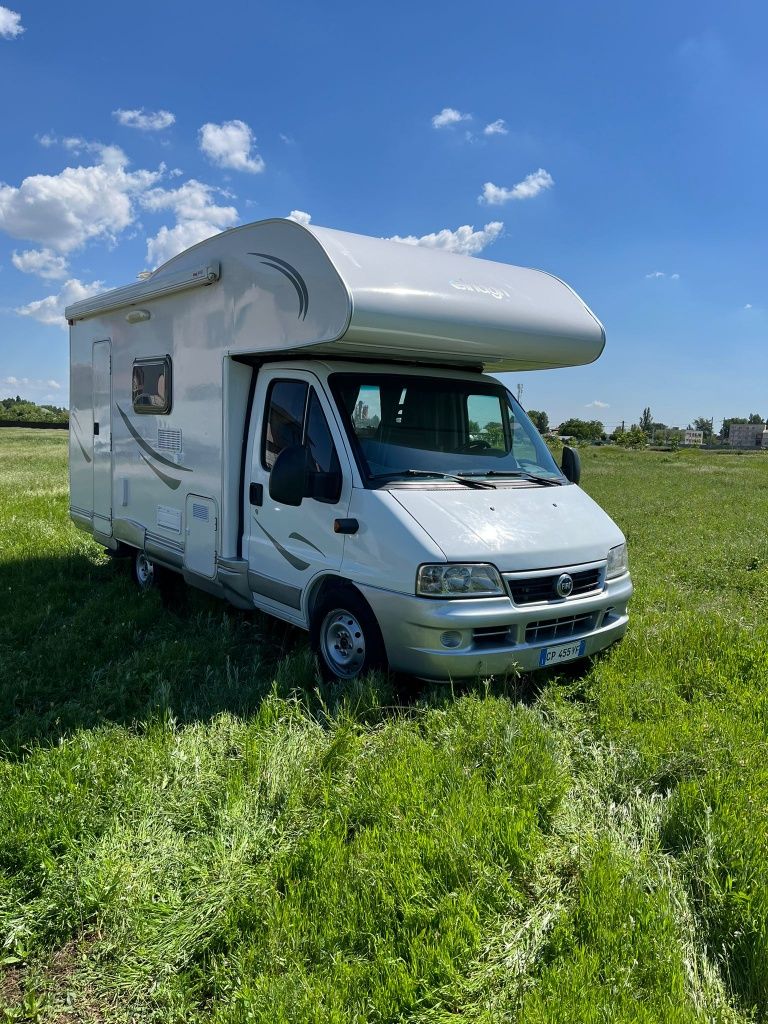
[157,428,183,453]
[192,502,209,522]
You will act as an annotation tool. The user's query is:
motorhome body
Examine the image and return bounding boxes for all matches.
[66,219,631,680]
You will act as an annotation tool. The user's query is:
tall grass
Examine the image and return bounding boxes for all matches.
[1,430,767,1022]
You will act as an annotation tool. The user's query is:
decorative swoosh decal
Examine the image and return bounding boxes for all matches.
[69,410,92,463]
[117,404,192,472]
[139,452,181,490]
[288,531,324,556]
[249,252,309,320]
[252,517,310,571]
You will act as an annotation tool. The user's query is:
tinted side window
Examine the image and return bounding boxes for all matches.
[305,391,341,503]
[132,356,172,414]
[263,380,308,470]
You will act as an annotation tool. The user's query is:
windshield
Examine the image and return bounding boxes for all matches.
[329,372,564,484]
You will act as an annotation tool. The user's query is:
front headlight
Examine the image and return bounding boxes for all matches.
[606,542,628,579]
[416,563,504,598]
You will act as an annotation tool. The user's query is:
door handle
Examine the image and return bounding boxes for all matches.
[93,422,100,436]
[334,518,359,534]
[249,482,263,506]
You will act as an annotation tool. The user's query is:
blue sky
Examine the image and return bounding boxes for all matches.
[0,0,765,431]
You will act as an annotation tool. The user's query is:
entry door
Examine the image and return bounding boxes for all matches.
[244,370,351,617]
[92,340,112,536]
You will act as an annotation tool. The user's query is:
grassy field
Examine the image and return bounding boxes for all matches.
[1,428,767,1023]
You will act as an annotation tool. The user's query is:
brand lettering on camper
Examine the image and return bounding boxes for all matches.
[249,252,309,320]
[449,279,511,301]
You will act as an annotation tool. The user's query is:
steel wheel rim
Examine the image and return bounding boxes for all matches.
[320,609,366,678]
[136,553,154,588]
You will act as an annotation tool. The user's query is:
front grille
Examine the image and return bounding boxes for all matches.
[506,566,603,605]
[473,624,514,647]
[525,613,595,645]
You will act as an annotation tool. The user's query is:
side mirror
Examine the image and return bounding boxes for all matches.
[269,444,309,506]
[561,445,581,484]
[309,469,342,502]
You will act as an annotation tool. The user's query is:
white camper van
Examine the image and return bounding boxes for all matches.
[66,219,631,681]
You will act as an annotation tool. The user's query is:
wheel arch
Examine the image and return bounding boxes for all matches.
[305,572,363,625]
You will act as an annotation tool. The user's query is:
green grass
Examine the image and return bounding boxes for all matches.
[1,428,767,1022]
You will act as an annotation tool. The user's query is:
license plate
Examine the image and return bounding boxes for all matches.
[538,639,586,667]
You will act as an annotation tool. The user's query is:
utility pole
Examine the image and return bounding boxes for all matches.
[516,382,524,404]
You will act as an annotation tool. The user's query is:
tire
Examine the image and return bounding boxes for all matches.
[310,584,387,682]
[132,551,160,593]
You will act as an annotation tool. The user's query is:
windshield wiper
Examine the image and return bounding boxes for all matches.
[369,469,496,489]
[458,470,562,487]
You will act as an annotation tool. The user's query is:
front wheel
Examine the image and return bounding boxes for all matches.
[132,551,159,592]
[310,585,387,682]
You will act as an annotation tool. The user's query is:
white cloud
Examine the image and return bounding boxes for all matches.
[1,377,64,400]
[0,6,23,39]
[432,107,471,129]
[113,108,176,131]
[0,145,161,253]
[199,120,265,174]
[287,210,311,226]
[15,278,103,328]
[388,221,503,256]
[142,179,239,267]
[645,271,680,280]
[744,303,753,309]
[484,119,508,136]
[12,248,69,279]
[479,169,554,205]
[586,399,610,409]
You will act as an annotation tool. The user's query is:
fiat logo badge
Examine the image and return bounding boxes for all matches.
[555,573,574,598]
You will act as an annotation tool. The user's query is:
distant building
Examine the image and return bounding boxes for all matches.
[728,422,768,449]
[684,429,704,446]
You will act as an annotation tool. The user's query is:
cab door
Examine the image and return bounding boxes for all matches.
[244,369,352,620]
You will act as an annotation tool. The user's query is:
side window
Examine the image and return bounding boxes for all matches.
[262,380,308,470]
[466,393,510,452]
[132,356,172,414]
[510,416,538,462]
[351,384,382,435]
[305,390,341,502]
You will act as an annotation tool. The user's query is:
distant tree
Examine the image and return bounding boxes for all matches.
[748,412,765,424]
[612,425,647,448]
[649,421,668,442]
[557,418,604,441]
[692,417,714,442]
[483,421,506,449]
[639,407,653,434]
[0,397,68,423]
[526,409,549,433]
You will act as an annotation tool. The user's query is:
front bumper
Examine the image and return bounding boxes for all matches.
[360,572,632,680]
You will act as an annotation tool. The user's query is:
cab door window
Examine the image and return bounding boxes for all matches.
[305,390,342,502]
[262,380,308,470]
[261,380,341,502]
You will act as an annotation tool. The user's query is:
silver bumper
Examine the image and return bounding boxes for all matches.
[359,573,632,680]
